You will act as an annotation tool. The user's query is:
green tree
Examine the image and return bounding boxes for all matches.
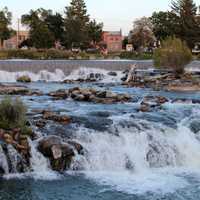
[171,0,200,48]
[63,0,90,49]
[154,37,192,75]
[88,19,103,46]
[0,7,12,48]
[151,11,180,40]
[22,9,55,49]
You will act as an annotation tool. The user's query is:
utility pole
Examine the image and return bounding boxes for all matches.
[16,18,20,49]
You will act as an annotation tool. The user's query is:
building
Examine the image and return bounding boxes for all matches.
[3,31,29,49]
[101,30,123,53]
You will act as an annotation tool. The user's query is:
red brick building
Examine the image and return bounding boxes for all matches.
[102,30,123,53]
[3,31,29,49]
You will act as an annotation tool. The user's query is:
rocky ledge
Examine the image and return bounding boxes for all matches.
[49,87,132,104]
[0,128,32,175]
[0,84,42,96]
[123,65,200,92]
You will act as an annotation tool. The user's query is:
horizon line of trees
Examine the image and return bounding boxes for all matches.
[0,0,103,50]
[126,0,200,52]
[0,0,200,51]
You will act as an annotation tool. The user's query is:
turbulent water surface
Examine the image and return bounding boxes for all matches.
[1,61,200,200]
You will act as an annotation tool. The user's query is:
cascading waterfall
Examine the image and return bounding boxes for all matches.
[0,67,123,83]
[0,69,66,82]
[68,115,200,194]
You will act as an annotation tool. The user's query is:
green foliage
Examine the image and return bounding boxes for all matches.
[63,0,90,49]
[154,37,192,74]
[0,49,72,60]
[171,0,200,49]
[0,97,29,133]
[88,20,103,45]
[151,11,180,40]
[21,9,58,49]
[120,51,153,60]
[0,7,13,46]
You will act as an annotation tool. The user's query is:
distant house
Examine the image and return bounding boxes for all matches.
[3,31,29,49]
[101,30,123,53]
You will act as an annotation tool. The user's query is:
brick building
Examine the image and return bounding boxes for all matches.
[102,30,123,53]
[3,31,29,49]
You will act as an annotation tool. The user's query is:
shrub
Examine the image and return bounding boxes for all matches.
[153,37,192,75]
[0,97,30,135]
[120,51,153,60]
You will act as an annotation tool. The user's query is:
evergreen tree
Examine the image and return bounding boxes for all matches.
[171,0,200,48]
[88,19,103,46]
[0,7,13,48]
[63,0,90,49]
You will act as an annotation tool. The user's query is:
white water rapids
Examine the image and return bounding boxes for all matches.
[0,67,123,83]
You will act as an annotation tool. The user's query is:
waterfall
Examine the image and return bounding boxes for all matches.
[0,69,66,82]
[69,116,200,194]
[28,139,58,180]
[0,67,122,83]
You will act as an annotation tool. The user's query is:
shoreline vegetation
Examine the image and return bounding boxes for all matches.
[0,49,154,60]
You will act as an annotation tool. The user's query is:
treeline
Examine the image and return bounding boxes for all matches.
[127,0,200,51]
[0,0,103,49]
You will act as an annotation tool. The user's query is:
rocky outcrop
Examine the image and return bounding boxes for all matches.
[0,84,42,96]
[42,110,71,125]
[17,75,31,83]
[49,87,132,104]
[38,135,83,171]
[0,128,31,176]
[124,69,200,92]
[139,96,169,112]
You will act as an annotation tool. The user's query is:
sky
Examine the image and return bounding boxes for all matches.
[1,0,200,35]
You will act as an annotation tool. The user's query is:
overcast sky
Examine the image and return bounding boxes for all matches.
[1,0,200,35]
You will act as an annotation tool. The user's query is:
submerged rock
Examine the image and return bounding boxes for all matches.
[42,110,71,125]
[108,71,117,76]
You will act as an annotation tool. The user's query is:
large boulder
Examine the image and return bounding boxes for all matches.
[38,136,83,171]
[17,75,31,83]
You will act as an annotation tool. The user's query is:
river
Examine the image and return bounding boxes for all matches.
[1,60,200,200]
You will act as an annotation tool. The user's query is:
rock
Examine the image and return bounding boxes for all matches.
[35,119,47,128]
[0,84,41,96]
[38,135,82,171]
[106,91,118,99]
[190,120,200,134]
[42,110,71,125]
[96,91,107,98]
[17,75,31,83]
[38,136,63,158]
[141,96,168,108]
[50,87,132,104]
[108,71,117,76]
[49,89,68,99]
[139,104,150,112]
[68,140,84,154]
